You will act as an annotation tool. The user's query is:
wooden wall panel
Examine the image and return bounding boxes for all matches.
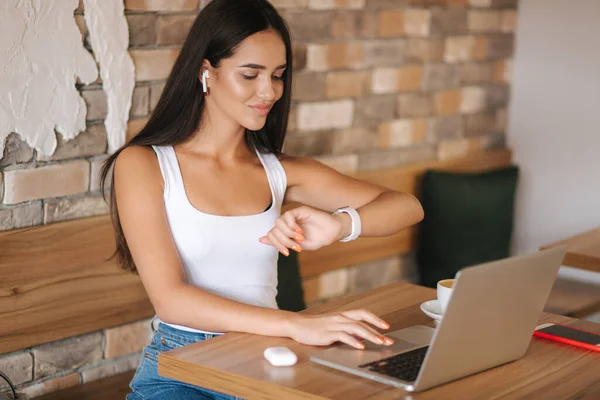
[0,216,154,354]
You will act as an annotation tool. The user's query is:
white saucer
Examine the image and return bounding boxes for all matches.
[420,300,444,321]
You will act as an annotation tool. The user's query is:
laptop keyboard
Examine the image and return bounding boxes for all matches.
[359,346,429,382]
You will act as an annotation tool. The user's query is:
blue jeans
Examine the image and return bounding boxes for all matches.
[127,321,243,400]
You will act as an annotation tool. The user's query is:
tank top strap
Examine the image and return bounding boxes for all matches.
[151,145,185,200]
[255,149,287,208]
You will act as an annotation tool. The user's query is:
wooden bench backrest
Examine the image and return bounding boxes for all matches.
[0,217,154,354]
[0,149,511,354]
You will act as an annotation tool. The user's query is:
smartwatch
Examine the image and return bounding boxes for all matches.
[332,206,362,242]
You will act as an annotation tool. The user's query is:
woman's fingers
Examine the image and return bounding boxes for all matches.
[333,331,366,350]
[338,322,392,346]
[342,319,384,337]
[341,309,390,331]
[275,218,304,246]
[282,211,304,235]
[266,231,289,256]
[263,228,303,256]
[259,213,305,254]
[354,321,394,345]
[271,228,302,254]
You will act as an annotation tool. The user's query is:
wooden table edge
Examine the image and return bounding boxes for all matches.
[159,352,329,400]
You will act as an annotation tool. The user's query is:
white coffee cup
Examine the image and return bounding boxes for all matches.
[437,279,455,313]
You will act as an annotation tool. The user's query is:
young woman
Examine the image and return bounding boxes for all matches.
[102,0,424,398]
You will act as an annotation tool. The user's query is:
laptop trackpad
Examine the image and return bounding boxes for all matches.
[388,325,435,347]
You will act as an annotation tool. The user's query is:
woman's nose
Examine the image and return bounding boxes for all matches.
[257,78,275,101]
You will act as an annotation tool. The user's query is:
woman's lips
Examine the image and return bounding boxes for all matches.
[250,105,271,116]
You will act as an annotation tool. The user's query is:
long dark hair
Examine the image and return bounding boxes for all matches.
[101,0,293,273]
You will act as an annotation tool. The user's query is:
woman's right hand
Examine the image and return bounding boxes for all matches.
[286,310,395,350]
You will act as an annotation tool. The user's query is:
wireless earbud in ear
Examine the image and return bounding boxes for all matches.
[201,70,210,96]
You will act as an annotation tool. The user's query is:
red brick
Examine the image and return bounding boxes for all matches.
[362,40,406,67]
[444,35,487,63]
[130,48,180,81]
[378,11,404,37]
[44,194,109,224]
[372,66,422,94]
[501,10,517,33]
[430,9,467,35]
[293,72,327,101]
[125,0,198,11]
[378,119,426,148]
[293,43,307,70]
[270,0,309,7]
[307,43,363,71]
[405,39,444,63]
[126,14,156,47]
[157,15,197,45]
[434,89,462,116]
[333,127,379,153]
[332,11,379,39]
[105,320,152,359]
[314,154,358,174]
[309,0,366,9]
[468,10,502,32]
[284,131,334,156]
[460,86,487,113]
[82,89,107,121]
[404,10,431,37]
[3,161,90,205]
[326,71,371,98]
[354,95,396,125]
[297,100,355,131]
[283,10,333,41]
[397,93,434,118]
[459,62,493,84]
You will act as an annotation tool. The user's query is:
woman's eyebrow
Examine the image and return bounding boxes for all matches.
[239,63,287,70]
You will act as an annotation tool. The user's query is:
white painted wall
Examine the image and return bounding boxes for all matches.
[84,0,134,153]
[0,0,98,156]
[0,0,133,156]
[508,0,600,284]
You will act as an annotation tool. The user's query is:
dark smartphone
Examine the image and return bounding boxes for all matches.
[534,323,600,352]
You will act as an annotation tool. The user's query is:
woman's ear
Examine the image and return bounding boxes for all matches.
[199,60,213,95]
[199,59,213,80]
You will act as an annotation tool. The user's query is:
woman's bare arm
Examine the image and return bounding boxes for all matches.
[282,155,424,239]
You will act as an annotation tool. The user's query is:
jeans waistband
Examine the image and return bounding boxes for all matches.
[150,317,218,341]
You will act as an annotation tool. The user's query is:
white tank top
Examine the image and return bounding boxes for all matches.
[151,145,286,334]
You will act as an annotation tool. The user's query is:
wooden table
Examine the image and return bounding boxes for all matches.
[158,282,600,399]
[542,227,600,273]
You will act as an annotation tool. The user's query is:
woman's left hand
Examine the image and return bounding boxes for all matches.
[259,206,346,256]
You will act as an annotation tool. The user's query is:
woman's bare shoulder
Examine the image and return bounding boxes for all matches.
[114,145,163,189]
[115,145,156,166]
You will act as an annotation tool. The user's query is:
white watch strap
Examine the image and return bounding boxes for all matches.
[332,207,362,242]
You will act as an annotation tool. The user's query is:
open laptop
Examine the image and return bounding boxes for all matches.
[310,246,567,392]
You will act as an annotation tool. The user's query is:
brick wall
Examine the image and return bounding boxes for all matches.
[0,0,516,396]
